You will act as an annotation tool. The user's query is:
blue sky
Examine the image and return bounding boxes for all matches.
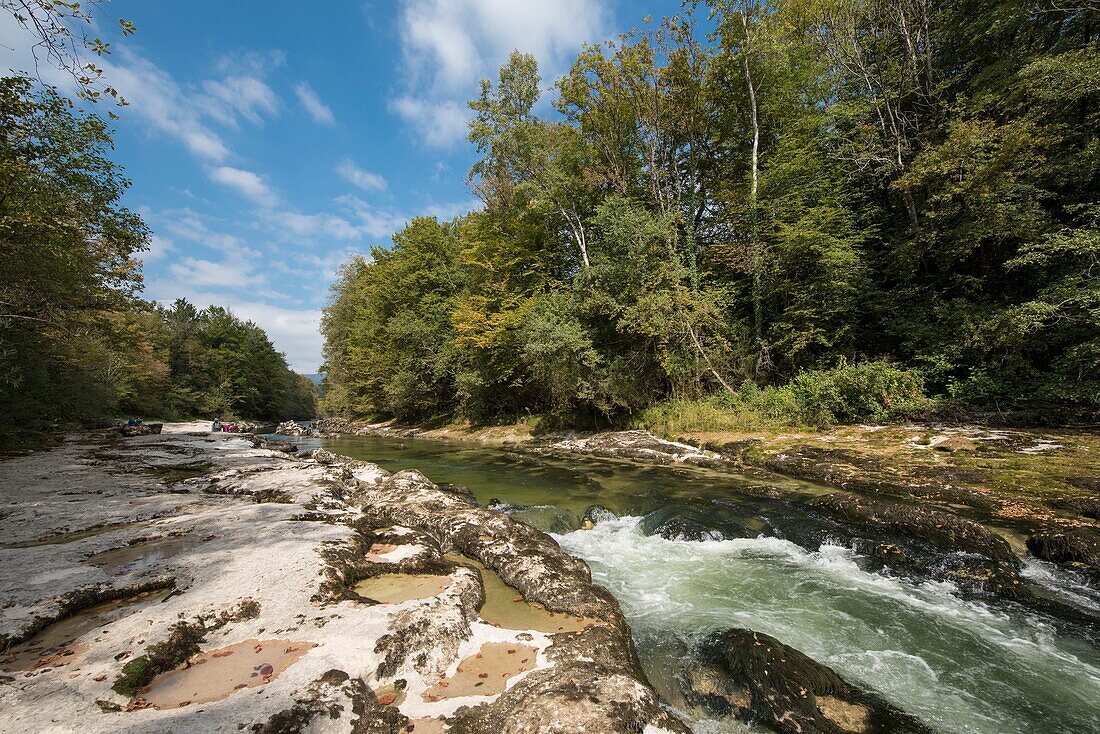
[1,0,685,371]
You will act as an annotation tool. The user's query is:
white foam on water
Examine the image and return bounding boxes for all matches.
[556,518,1100,734]
[1022,557,1100,614]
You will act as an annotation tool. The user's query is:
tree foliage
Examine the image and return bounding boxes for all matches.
[2,0,137,108]
[0,78,314,428]
[321,0,1099,423]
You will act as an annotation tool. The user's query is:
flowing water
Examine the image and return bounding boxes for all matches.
[281,433,1100,734]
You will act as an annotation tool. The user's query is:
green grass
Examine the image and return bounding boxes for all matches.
[634,361,931,436]
[633,394,808,436]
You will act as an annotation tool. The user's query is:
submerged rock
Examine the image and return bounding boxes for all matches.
[1028,527,1100,582]
[487,498,580,534]
[639,505,757,542]
[680,629,932,734]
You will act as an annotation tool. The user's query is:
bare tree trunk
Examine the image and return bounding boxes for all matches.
[559,205,591,270]
[741,10,767,368]
[685,316,736,396]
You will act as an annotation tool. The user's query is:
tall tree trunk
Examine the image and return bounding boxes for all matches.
[741,10,768,371]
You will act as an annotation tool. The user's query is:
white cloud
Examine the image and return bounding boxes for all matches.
[269,210,375,241]
[168,255,267,289]
[294,82,336,126]
[230,302,324,372]
[200,75,280,127]
[335,159,388,192]
[91,50,232,162]
[424,198,481,221]
[153,209,246,252]
[394,0,609,146]
[209,166,279,208]
[390,96,470,148]
[265,195,480,244]
[213,49,287,77]
[0,14,287,163]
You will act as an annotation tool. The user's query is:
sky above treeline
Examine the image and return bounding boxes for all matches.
[1,0,686,371]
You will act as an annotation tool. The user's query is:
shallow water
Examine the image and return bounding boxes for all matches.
[140,638,314,709]
[445,551,598,633]
[89,533,203,575]
[354,572,452,604]
[1,588,172,672]
[282,433,1100,734]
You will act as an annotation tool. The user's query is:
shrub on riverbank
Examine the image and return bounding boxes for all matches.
[635,361,930,433]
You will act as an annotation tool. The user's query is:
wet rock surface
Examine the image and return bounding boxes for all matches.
[0,423,684,733]
[1028,528,1100,583]
[806,493,1025,595]
[762,444,998,510]
[352,470,688,732]
[680,628,933,734]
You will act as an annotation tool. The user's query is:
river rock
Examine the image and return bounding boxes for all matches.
[639,505,757,541]
[1027,527,1100,582]
[764,445,997,509]
[352,470,689,733]
[529,430,724,467]
[680,629,932,734]
[275,420,307,435]
[117,422,163,437]
[806,493,1024,595]
[0,426,682,733]
[583,504,619,526]
[1048,496,1100,520]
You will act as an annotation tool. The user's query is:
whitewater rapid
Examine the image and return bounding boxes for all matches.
[555,517,1100,734]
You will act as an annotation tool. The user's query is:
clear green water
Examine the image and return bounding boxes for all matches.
[286,433,1100,734]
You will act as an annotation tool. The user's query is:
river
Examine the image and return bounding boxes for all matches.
[280,433,1100,734]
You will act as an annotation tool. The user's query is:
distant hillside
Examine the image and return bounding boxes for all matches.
[304,373,325,398]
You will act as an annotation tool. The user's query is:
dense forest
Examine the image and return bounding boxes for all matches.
[321,0,1099,428]
[0,77,316,430]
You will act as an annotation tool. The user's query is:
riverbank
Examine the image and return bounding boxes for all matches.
[0,425,683,733]
[294,417,1100,586]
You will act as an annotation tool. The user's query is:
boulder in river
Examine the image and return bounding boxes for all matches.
[1027,527,1100,582]
[807,493,1024,596]
[680,628,932,734]
[275,420,307,436]
[639,505,760,542]
[530,429,725,467]
[353,469,689,733]
[582,504,619,526]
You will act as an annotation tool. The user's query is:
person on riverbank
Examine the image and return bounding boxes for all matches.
[212,418,222,432]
